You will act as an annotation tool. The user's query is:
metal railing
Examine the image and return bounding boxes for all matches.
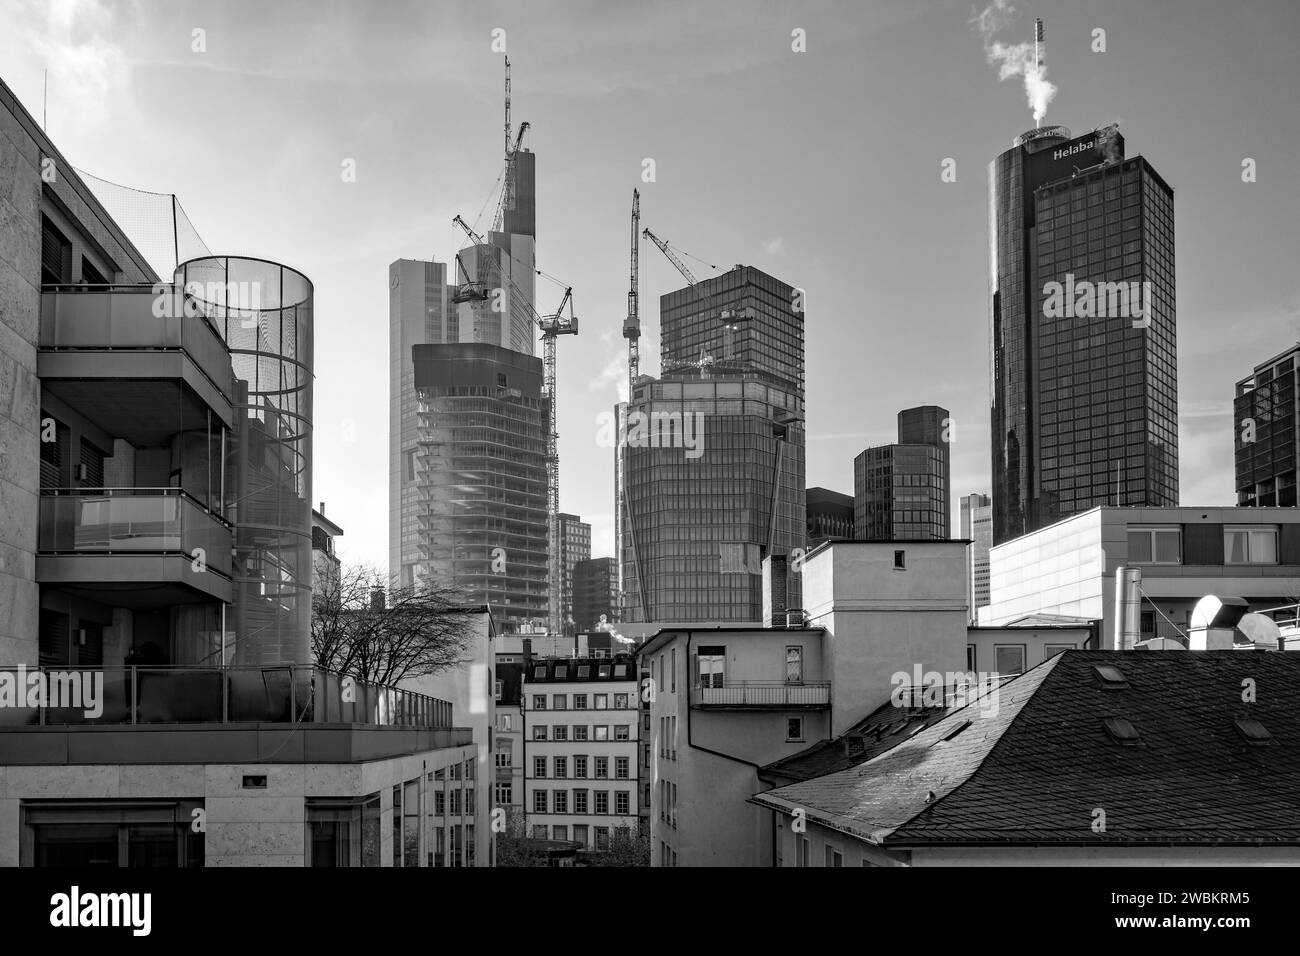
[691,680,831,707]
[0,664,453,729]
[38,488,232,577]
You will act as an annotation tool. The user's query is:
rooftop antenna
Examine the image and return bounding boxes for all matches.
[1033,19,1045,129]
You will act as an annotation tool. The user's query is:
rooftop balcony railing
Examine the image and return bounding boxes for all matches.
[0,665,454,729]
[39,284,234,403]
[691,680,831,708]
[39,488,232,578]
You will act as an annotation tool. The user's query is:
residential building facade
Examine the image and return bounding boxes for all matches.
[521,654,641,850]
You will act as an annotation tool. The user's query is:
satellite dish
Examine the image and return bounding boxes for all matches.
[1237,612,1281,649]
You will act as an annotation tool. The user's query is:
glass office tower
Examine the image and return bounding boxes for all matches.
[989,125,1177,545]
[413,343,549,630]
[854,405,951,541]
[1235,345,1300,507]
[620,266,805,623]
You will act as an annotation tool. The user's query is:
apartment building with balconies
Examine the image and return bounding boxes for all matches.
[0,72,490,867]
[521,654,640,852]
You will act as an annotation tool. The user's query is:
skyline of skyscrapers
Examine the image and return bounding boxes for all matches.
[989,124,1178,546]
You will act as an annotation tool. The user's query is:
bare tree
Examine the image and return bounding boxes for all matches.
[311,563,475,685]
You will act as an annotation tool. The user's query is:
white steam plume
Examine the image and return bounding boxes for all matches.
[972,0,1057,125]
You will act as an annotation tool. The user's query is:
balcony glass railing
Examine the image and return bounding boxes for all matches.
[0,665,454,728]
[38,488,233,577]
[39,284,233,402]
[691,680,831,707]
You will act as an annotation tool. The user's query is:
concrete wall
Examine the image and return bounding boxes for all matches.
[0,745,474,866]
[802,541,969,735]
[402,609,495,866]
[646,629,831,867]
[0,77,155,665]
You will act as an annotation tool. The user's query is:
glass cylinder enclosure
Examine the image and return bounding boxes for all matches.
[175,257,313,666]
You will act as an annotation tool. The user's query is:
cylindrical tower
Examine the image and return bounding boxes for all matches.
[176,256,314,665]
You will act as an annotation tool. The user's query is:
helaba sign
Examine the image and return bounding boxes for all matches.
[1052,138,1099,161]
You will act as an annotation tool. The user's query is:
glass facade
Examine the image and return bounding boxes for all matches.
[1235,346,1299,507]
[413,343,548,630]
[989,127,1178,545]
[854,406,950,540]
[177,256,313,666]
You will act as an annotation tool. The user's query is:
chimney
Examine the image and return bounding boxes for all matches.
[762,553,789,627]
[1113,567,1142,649]
[318,501,325,515]
[370,586,385,611]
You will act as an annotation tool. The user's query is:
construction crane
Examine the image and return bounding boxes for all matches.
[493,121,530,233]
[451,213,578,635]
[619,190,650,622]
[539,284,578,635]
[624,190,641,393]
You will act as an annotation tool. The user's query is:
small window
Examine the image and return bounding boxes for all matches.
[553,694,567,710]
[573,694,588,710]
[494,679,503,700]
[555,665,568,680]
[533,725,547,740]
[1234,718,1272,746]
[966,644,976,671]
[533,665,546,680]
[1092,664,1129,688]
[1102,717,1141,746]
[576,665,590,679]
[614,664,628,678]
[786,716,804,741]
[533,695,547,711]
[1225,527,1278,565]
[894,550,906,569]
[994,645,1026,675]
[1127,527,1181,565]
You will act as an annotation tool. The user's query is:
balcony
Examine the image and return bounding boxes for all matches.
[0,665,466,764]
[37,488,233,603]
[690,680,831,709]
[39,285,234,426]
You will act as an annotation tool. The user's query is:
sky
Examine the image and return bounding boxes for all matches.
[4,0,1299,568]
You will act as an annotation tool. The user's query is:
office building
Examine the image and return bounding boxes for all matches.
[1235,344,1300,507]
[573,557,616,631]
[620,266,806,623]
[989,124,1177,545]
[522,654,642,851]
[854,405,950,541]
[754,650,1300,866]
[960,492,993,622]
[412,343,549,632]
[980,505,1300,648]
[806,487,853,545]
[390,142,538,590]
[557,513,590,633]
[0,74,488,866]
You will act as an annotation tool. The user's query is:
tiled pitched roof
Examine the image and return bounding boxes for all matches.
[753,650,1300,847]
[759,681,1011,785]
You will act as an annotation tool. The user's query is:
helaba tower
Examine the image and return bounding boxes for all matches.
[988,124,1177,545]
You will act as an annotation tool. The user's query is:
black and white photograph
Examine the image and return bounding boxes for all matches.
[0,0,1297,935]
